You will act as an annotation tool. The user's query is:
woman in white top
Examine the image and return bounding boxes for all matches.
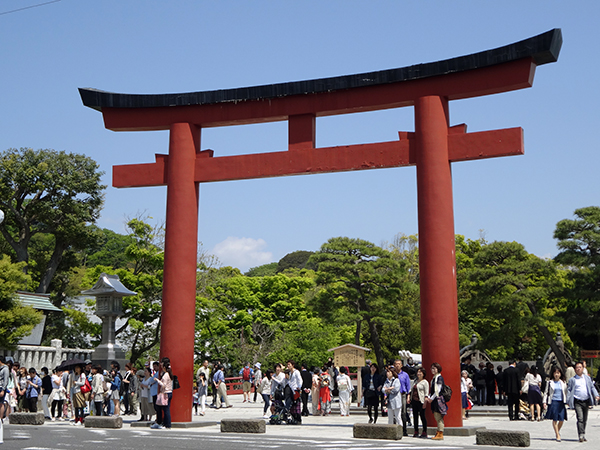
[140,367,155,422]
[336,367,354,416]
[154,358,173,429]
[460,370,473,420]
[260,370,273,418]
[525,366,543,421]
[425,362,446,440]
[91,365,105,417]
[270,364,286,400]
[408,367,429,438]
[543,366,568,441]
[71,365,87,425]
[50,369,65,420]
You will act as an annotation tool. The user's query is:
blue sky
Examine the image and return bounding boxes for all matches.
[1,1,598,272]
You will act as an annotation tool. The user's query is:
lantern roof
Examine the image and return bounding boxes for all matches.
[81,273,137,297]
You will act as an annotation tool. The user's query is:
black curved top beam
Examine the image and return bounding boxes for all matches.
[79,29,562,112]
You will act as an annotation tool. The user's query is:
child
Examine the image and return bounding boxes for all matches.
[198,373,207,416]
[192,387,199,416]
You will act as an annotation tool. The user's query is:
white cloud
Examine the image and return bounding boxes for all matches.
[212,237,273,272]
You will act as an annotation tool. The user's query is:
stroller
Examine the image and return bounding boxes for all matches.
[268,386,301,425]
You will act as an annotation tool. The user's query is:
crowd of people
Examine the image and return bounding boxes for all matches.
[0,355,175,430]
[190,357,448,439]
[3,352,599,443]
[460,355,600,443]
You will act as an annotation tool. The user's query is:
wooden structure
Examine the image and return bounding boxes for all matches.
[80,29,561,424]
[329,343,370,403]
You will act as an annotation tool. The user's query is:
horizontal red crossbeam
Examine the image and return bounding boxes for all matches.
[103,59,534,131]
[113,127,523,188]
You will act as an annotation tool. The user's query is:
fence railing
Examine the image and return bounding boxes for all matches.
[222,372,359,396]
[0,339,93,372]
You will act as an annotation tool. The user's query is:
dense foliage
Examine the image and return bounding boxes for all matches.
[0,150,595,369]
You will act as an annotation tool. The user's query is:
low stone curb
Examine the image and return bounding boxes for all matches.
[130,420,218,428]
[84,416,123,429]
[476,429,530,447]
[8,412,45,425]
[353,423,403,440]
[425,426,486,436]
[221,418,266,433]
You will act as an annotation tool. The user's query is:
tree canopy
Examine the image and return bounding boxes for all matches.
[308,237,408,369]
[0,255,43,349]
[554,206,600,350]
[0,147,105,293]
[458,240,570,362]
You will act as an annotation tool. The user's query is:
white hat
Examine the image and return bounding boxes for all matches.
[255,362,261,369]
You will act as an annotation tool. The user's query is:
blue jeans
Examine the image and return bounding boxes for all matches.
[262,393,270,414]
[157,393,173,428]
[106,397,114,415]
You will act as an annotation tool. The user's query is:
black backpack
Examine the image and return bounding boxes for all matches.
[440,383,452,402]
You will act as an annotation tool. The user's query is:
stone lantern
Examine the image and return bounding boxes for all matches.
[81,273,136,370]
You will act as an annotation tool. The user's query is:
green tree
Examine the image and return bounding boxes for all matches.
[0,255,43,348]
[0,148,105,293]
[76,219,164,362]
[554,206,600,350]
[461,240,570,363]
[84,227,137,269]
[195,271,330,370]
[245,262,278,277]
[308,237,407,369]
[277,250,315,272]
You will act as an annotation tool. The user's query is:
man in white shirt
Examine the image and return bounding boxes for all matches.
[567,362,600,442]
[286,360,302,423]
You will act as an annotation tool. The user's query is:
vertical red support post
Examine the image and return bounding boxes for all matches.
[415,96,462,428]
[161,122,200,423]
[288,114,316,150]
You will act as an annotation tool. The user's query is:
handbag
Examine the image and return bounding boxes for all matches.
[156,392,168,406]
[364,388,377,398]
[80,378,92,394]
[521,380,529,394]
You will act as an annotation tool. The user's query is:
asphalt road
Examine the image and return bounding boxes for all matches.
[1,426,473,450]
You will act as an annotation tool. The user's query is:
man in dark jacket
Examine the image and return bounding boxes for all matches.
[502,360,520,420]
[474,362,487,406]
[300,363,312,416]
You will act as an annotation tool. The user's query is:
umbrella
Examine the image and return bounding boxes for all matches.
[57,358,86,371]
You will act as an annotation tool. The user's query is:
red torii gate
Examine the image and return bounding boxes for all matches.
[80,29,561,425]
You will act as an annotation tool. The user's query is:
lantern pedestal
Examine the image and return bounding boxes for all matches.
[82,273,136,371]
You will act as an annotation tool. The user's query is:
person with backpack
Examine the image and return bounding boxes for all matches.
[424,362,447,441]
[239,363,254,403]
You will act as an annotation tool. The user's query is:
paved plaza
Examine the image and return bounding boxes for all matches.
[2,394,599,449]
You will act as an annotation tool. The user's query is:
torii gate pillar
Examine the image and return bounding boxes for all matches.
[416,96,461,425]
[79,29,561,425]
[160,123,200,421]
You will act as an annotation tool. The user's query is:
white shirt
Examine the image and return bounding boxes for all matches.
[271,372,286,395]
[288,369,302,391]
